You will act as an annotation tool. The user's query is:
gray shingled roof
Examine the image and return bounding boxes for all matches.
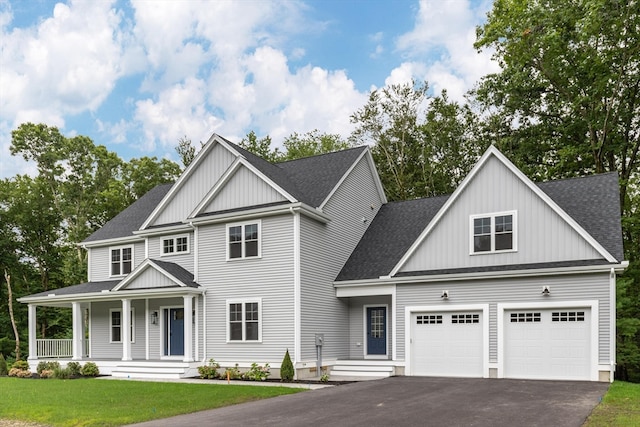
[25,280,120,298]
[83,183,173,242]
[336,172,624,282]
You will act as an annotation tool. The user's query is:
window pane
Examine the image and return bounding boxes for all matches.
[111,250,121,263]
[229,242,242,258]
[495,233,513,250]
[122,260,132,274]
[163,239,174,254]
[229,304,242,322]
[111,262,121,276]
[177,237,188,252]
[111,250,121,275]
[474,217,491,234]
[112,327,121,342]
[230,323,243,340]
[245,303,259,321]
[495,215,512,233]
[245,241,258,257]
[229,226,242,242]
[474,235,491,252]
[245,322,259,341]
[245,224,258,241]
[112,311,121,326]
[122,247,132,261]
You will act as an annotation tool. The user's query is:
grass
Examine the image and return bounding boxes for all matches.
[584,381,640,426]
[0,377,304,426]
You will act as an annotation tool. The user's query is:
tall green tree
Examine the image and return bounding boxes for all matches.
[239,130,352,163]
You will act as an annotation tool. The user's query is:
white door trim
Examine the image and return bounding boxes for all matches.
[363,304,389,359]
[159,305,185,359]
[497,300,599,381]
[405,304,489,377]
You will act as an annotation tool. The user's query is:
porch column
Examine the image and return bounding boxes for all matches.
[71,302,83,360]
[121,298,132,361]
[28,304,37,360]
[183,295,193,362]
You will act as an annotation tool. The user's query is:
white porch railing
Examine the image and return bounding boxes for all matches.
[36,339,89,358]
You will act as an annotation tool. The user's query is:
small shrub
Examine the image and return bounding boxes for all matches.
[11,360,30,371]
[67,361,82,377]
[280,349,294,381]
[0,354,7,376]
[243,362,270,381]
[80,362,100,377]
[9,368,32,378]
[198,358,221,379]
[320,370,330,383]
[53,366,71,379]
[223,364,241,380]
[39,369,54,379]
[37,361,60,375]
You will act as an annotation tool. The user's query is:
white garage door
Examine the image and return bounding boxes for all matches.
[411,311,483,377]
[504,309,591,380]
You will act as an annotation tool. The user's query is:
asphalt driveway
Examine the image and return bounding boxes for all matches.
[129,376,609,427]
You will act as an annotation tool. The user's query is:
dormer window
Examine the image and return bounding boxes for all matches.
[162,235,189,255]
[111,246,133,276]
[227,221,261,260]
[470,211,517,254]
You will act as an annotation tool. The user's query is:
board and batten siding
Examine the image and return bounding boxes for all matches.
[152,142,236,226]
[348,296,392,359]
[88,240,145,282]
[89,300,146,359]
[122,267,179,290]
[394,272,611,363]
[400,156,602,273]
[203,165,287,213]
[299,156,384,361]
[147,233,195,272]
[197,214,296,363]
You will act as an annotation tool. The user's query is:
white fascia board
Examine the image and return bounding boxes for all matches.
[139,133,222,230]
[81,235,143,249]
[188,157,243,218]
[335,261,628,288]
[132,223,193,237]
[18,286,203,305]
[335,284,395,297]
[186,202,331,226]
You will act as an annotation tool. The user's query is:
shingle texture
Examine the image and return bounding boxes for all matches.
[336,172,624,282]
[25,280,120,298]
[83,183,173,242]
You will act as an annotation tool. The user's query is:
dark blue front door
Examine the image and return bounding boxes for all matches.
[367,306,387,355]
[165,308,184,356]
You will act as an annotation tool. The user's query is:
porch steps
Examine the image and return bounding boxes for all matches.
[330,360,395,378]
[111,362,192,379]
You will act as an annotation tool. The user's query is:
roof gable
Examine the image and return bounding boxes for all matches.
[113,259,198,291]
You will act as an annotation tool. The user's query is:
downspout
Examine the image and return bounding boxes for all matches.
[610,267,616,383]
[290,207,301,372]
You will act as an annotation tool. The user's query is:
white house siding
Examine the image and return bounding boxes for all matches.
[90,300,147,359]
[152,142,236,226]
[88,240,145,282]
[400,156,602,273]
[203,165,288,213]
[299,157,384,362]
[348,296,392,359]
[197,214,296,363]
[147,233,195,272]
[394,272,610,364]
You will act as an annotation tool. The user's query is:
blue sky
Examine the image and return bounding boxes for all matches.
[0,0,498,178]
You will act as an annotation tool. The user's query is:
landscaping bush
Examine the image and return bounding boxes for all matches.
[0,354,7,376]
[243,363,270,381]
[10,368,33,378]
[67,361,81,377]
[53,366,71,379]
[11,360,30,371]
[197,359,221,379]
[223,364,241,380]
[37,361,60,375]
[39,369,54,379]
[80,362,100,377]
[280,349,294,381]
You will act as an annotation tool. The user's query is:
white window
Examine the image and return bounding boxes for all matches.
[227,299,261,342]
[110,246,133,276]
[470,211,517,254]
[110,308,135,343]
[227,221,260,260]
[162,235,190,255]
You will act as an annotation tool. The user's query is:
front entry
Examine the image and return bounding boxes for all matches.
[366,306,387,356]
[164,308,184,356]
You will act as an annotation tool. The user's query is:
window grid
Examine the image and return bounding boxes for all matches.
[162,236,189,255]
[111,247,133,276]
[416,315,443,325]
[110,309,134,343]
[471,212,515,253]
[510,312,541,323]
[228,223,260,259]
[452,314,479,324]
[552,311,585,322]
[228,301,260,341]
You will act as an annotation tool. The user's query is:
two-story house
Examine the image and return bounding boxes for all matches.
[19,133,627,382]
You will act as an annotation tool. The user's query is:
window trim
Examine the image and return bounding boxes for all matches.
[226,298,262,343]
[109,245,134,277]
[109,308,135,343]
[469,211,517,254]
[161,235,190,256]
[226,220,262,261]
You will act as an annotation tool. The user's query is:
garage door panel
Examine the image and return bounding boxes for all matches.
[411,311,483,377]
[504,309,591,380]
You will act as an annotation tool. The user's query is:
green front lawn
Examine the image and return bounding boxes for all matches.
[584,381,640,426]
[0,377,304,426]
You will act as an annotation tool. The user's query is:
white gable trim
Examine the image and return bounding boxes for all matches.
[319,148,387,210]
[112,259,189,291]
[188,157,244,218]
[389,146,617,277]
[140,133,225,230]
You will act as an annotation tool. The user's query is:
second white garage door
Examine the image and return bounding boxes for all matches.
[410,311,483,377]
[504,308,591,380]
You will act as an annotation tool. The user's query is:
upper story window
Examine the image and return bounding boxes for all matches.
[470,211,517,254]
[110,246,133,276]
[162,235,189,255]
[227,221,260,260]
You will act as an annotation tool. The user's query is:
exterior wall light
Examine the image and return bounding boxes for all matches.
[541,286,551,295]
[150,311,158,325]
[441,290,449,299]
